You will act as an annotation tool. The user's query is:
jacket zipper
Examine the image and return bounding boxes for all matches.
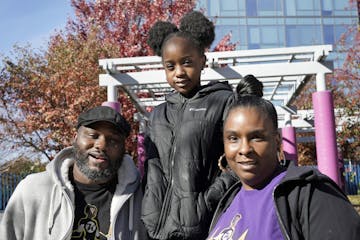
[154,101,187,237]
[272,184,291,240]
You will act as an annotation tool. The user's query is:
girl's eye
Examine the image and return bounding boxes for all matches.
[226,135,238,142]
[165,63,174,70]
[183,59,192,65]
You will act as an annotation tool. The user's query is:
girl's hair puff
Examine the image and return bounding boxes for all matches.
[179,11,215,51]
[147,11,215,56]
[147,21,178,56]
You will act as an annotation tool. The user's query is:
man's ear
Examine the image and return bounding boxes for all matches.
[73,131,78,143]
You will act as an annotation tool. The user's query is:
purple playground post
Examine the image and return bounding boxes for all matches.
[102,101,121,113]
[281,126,298,165]
[312,90,340,185]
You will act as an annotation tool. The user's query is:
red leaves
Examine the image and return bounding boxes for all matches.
[213,33,237,52]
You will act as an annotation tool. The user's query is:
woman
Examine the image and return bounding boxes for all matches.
[141,11,238,240]
[207,79,360,239]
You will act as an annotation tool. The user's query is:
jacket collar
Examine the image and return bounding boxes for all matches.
[47,147,141,195]
[165,81,232,104]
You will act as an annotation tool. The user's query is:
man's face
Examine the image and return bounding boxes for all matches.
[73,121,126,184]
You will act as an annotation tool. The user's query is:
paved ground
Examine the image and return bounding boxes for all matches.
[0,210,3,222]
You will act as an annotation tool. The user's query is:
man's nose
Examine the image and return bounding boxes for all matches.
[94,136,106,150]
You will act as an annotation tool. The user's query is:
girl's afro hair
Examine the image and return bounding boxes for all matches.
[147,11,215,56]
[147,21,178,56]
[179,11,215,49]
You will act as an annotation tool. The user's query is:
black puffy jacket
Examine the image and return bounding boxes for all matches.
[141,81,238,240]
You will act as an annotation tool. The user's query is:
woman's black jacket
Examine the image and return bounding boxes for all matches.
[141,81,238,240]
[209,163,360,240]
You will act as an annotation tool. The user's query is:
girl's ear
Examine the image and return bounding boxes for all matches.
[201,55,207,69]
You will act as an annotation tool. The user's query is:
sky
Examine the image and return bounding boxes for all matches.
[0,0,74,57]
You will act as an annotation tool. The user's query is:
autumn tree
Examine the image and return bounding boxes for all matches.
[332,25,360,162]
[0,0,235,163]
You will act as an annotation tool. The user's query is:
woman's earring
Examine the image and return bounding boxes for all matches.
[278,150,287,166]
[218,154,228,172]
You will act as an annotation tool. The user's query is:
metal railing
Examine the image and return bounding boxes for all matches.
[0,173,24,210]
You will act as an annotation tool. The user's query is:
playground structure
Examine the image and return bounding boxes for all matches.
[98,44,341,185]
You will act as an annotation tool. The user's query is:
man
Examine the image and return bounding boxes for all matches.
[0,106,148,240]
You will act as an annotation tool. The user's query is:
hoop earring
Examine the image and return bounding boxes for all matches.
[278,151,287,166]
[218,154,228,172]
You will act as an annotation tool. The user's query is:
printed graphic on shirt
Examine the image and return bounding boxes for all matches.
[207,214,248,240]
[72,204,103,240]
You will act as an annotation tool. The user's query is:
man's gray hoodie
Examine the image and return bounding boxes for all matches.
[0,147,148,240]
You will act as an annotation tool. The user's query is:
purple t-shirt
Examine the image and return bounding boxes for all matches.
[207,171,286,240]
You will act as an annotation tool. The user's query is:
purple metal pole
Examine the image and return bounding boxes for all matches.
[281,126,298,165]
[137,133,145,178]
[102,101,121,113]
[312,90,339,185]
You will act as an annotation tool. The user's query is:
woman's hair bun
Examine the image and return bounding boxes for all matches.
[179,11,215,49]
[147,21,178,56]
[236,74,264,97]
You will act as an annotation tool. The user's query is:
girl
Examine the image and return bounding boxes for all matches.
[207,79,360,239]
[141,11,238,240]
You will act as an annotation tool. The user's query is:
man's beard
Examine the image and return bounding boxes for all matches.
[73,142,122,182]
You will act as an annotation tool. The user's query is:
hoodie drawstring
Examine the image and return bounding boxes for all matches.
[48,185,58,235]
[129,195,134,239]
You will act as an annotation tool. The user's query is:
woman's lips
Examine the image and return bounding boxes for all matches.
[237,160,257,170]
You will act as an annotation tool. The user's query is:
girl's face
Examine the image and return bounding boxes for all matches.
[223,107,280,190]
[162,36,205,97]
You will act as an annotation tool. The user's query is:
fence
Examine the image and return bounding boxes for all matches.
[344,162,360,195]
[0,173,24,210]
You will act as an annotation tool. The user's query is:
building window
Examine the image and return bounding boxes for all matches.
[323,25,334,44]
[286,25,322,46]
[257,0,283,16]
[248,26,284,49]
[285,0,297,16]
[220,0,240,15]
[321,0,333,16]
[246,0,257,16]
[248,26,260,48]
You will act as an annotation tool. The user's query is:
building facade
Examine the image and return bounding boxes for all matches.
[197,0,358,67]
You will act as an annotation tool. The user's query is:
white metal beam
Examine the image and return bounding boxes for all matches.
[98,44,333,131]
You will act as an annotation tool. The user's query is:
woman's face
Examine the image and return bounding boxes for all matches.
[162,36,205,97]
[223,107,280,190]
